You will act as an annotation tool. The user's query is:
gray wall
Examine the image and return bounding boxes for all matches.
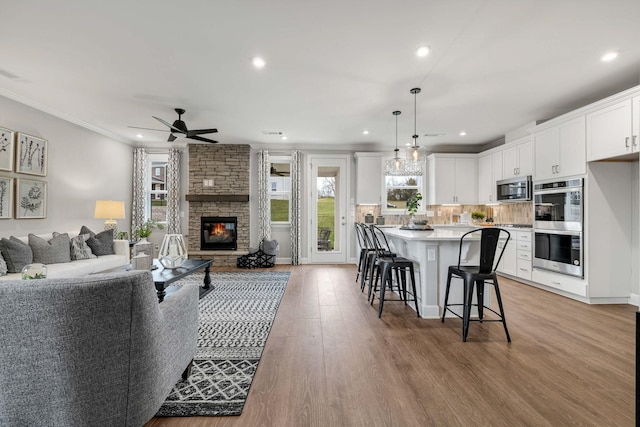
[0,95,133,238]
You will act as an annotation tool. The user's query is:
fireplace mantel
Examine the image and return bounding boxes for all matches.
[185,194,249,202]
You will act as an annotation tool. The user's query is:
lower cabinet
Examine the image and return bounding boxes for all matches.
[531,268,588,297]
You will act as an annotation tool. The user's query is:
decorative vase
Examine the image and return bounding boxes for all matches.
[409,215,416,227]
[21,263,47,280]
[158,234,188,269]
[133,238,154,258]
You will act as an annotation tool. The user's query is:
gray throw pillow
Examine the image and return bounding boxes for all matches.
[0,237,34,273]
[70,233,97,260]
[29,233,72,264]
[0,252,7,276]
[261,239,279,255]
[86,229,115,256]
[79,225,95,238]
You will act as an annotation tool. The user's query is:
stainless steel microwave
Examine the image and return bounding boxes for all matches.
[496,176,532,202]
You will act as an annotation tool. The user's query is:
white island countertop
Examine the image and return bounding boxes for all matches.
[383,227,473,241]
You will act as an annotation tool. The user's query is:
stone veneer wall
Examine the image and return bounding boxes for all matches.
[188,144,251,266]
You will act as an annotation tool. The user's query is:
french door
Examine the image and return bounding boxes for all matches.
[308,155,349,264]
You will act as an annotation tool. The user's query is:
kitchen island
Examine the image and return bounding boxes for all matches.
[382,227,486,319]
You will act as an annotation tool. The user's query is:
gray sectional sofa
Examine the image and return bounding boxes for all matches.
[0,270,199,427]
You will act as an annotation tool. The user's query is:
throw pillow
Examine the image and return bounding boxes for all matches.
[86,229,115,256]
[0,237,34,273]
[79,225,95,238]
[69,233,97,260]
[0,252,7,276]
[29,233,72,264]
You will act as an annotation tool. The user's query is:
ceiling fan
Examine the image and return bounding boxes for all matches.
[129,108,218,143]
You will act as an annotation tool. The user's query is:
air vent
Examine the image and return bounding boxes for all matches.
[424,133,446,137]
[262,131,283,136]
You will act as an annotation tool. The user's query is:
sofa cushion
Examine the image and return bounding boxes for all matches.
[0,252,6,276]
[0,237,34,273]
[29,233,72,265]
[70,233,97,261]
[86,229,116,256]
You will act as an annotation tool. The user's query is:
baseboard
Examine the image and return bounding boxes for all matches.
[275,257,291,265]
[629,293,640,307]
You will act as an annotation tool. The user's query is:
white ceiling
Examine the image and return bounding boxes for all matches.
[1,0,640,152]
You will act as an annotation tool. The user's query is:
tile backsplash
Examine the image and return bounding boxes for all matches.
[356,202,532,225]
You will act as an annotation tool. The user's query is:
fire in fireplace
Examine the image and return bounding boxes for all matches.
[201,216,237,250]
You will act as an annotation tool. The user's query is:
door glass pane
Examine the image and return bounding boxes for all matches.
[317,166,338,251]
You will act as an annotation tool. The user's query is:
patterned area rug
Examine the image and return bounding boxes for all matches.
[156,271,290,417]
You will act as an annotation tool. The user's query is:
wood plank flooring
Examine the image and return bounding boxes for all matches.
[146,264,635,427]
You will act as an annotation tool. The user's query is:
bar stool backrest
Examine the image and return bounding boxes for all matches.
[456,227,510,274]
[369,225,393,258]
[355,222,367,250]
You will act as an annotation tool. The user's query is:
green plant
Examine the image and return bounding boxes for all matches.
[471,211,486,221]
[134,219,164,239]
[406,193,422,217]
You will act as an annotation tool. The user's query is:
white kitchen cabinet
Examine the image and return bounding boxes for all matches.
[355,152,382,204]
[531,268,587,297]
[586,97,640,161]
[477,150,503,204]
[427,154,477,205]
[497,238,516,276]
[534,116,586,180]
[502,137,533,179]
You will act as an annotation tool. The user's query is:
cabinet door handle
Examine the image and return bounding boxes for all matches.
[634,135,638,147]
[513,168,517,175]
[625,137,630,148]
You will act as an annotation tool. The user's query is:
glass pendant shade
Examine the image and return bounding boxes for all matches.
[384,110,409,176]
[158,234,188,269]
[406,87,424,173]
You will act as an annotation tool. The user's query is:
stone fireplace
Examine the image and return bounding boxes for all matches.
[187,144,250,266]
[201,216,237,250]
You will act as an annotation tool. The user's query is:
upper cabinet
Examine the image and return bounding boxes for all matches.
[427,154,478,205]
[477,150,503,204]
[502,137,533,179]
[586,96,640,161]
[355,152,382,204]
[534,116,586,180]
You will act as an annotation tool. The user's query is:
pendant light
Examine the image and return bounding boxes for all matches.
[384,110,406,176]
[408,88,422,162]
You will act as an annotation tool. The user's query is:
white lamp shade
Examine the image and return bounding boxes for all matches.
[94,200,125,219]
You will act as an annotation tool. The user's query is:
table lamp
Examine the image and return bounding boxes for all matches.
[94,200,125,234]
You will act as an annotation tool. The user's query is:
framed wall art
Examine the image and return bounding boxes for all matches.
[0,176,13,219]
[16,178,46,219]
[0,126,14,172]
[16,132,47,176]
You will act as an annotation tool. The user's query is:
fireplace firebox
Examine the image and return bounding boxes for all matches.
[201,217,237,250]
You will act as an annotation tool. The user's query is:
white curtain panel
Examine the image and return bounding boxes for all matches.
[166,148,181,234]
[131,147,147,239]
[290,150,301,265]
[257,150,271,242]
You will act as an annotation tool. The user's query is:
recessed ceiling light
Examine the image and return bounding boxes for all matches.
[281,136,288,140]
[362,130,369,135]
[136,134,143,138]
[459,131,467,136]
[601,51,619,62]
[252,56,266,68]
[416,45,431,57]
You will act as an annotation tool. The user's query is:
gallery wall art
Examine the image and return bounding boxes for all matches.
[16,132,47,176]
[16,178,46,219]
[0,126,14,172]
[0,177,13,219]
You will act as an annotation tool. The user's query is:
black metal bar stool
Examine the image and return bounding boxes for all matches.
[358,223,394,296]
[354,222,375,284]
[368,225,420,318]
[441,227,511,342]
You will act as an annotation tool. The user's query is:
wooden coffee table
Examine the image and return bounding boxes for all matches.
[151,258,213,302]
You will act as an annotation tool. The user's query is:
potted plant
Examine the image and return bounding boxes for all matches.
[134,219,164,241]
[406,193,422,226]
[471,211,486,224]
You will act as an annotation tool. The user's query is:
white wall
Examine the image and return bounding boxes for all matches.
[0,95,133,238]
[633,160,639,301]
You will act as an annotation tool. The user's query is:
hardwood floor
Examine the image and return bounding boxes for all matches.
[146,264,635,427]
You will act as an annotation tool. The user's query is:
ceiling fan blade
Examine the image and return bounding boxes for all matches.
[188,135,218,144]
[186,128,218,136]
[127,126,170,132]
[167,133,177,142]
[153,116,185,134]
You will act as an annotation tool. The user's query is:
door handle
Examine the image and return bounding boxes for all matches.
[634,135,638,147]
[625,137,630,148]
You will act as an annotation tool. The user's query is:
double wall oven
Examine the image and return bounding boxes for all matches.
[533,178,583,277]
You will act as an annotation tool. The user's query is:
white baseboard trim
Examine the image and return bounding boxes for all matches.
[629,293,640,307]
[275,257,291,265]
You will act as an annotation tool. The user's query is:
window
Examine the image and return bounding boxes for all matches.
[269,158,291,223]
[147,154,168,223]
[383,175,423,212]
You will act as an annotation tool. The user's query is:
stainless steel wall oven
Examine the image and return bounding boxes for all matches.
[533,178,583,277]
